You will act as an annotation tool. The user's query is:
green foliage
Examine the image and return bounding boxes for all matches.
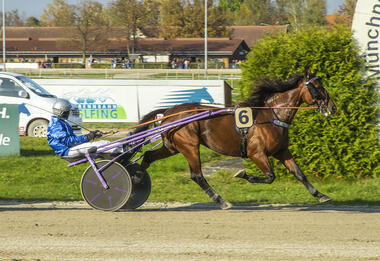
[40,0,76,27]
[235,0,273,26]
[217,0,327,27]
[54,63,84,69]
[239,26,379,179]
[159,0,230,39]
[218,0,243,12]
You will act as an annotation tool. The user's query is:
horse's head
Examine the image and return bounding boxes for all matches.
[301,68,337,116]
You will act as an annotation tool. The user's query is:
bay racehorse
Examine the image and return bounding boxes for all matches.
[134,68,337,209]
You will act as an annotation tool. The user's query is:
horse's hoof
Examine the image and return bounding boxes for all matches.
[220,201,232,210]
[234,169,246,178]
[319,195,332,203]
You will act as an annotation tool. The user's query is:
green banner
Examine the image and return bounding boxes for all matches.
[0,104,20,156]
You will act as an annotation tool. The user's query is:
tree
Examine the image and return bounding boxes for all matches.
[140,0,161,34]
[40,0,75,26]
[233,2,253,25]
[304,0,327,26]
[235,0,273,25]
[277,0,326,31]
[159,0,185,38]
[182,0,205,37]
[218,0,243,12]
[160,0,230,38]
[272,0,290,25]
[285,0,307,31]
[0,10,25,26]
[207,1,231,37]
[336,0,357,26]
[239,26,379,178]
[26,17,40,27]
[108,0,145,55]
[71,0,109,65]
[143,0,161,26]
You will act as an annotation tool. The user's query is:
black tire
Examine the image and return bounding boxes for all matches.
[122,163,151,210]
[27,119,48,137]
[81,160,132,212]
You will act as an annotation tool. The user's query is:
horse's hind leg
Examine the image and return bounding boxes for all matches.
[274,149,331,203]
[179,144,232,210]
[234,153,276,184]
[141,145,176,170]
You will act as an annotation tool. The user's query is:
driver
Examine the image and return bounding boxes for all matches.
[47,98,123,157]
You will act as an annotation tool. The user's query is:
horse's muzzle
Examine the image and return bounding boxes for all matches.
[319,103,337,117]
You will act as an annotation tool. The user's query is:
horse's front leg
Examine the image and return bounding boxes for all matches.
[274,149,331,203]
[234,153,276,184]
[180,145,232,210]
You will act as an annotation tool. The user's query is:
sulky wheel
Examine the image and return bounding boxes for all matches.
[122,163,151,210]
[81,160,132,211]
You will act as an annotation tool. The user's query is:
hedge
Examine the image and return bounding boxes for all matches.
[239,25,379,179]
[53,63,85,69]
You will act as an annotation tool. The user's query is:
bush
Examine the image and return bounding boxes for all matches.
[90,63,113,69]
[133,63,169,69]
[239,25,379,179]
[53,63,84,69]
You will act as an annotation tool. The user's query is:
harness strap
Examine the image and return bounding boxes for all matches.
[238,127,249,158]
[273,120,291,128]
[264,101,291,129]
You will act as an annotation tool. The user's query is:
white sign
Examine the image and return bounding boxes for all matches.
[0,134,10,146]
[142,55,169,63]
[0,63,39,69]
[352,0,380,82]
[0,107,10,119]
[35,79,229,122]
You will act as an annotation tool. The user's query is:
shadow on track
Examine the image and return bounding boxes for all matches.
[127,202,380,214]
[1,201,379,213]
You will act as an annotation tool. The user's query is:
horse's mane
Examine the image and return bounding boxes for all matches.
[239,73,303,107]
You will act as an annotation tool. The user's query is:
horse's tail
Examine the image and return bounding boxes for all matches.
[131,108,168,134]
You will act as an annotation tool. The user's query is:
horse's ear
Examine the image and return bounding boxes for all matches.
[304,67,312,80]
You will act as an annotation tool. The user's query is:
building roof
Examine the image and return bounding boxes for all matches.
[325,15,338,25]
[3,25,286,46]
[229,25,288,48]
[325,14,348,26]
[0,26,264,56]
[2,38,249,56]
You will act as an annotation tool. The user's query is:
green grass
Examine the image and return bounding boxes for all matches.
[0,137,379,205]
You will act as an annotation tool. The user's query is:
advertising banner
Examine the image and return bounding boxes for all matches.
[36,79,139,122]
[136,80,226,117]
[352,0,380,82]
[0,104,20,156]
[36,79,228,123]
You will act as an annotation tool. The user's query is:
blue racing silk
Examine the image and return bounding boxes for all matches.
[47,116,89,156]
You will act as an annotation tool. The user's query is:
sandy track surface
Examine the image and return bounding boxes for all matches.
[0,201,379,261]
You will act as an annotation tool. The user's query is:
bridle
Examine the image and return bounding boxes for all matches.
[260,76,332,129]
[305,76,330,112]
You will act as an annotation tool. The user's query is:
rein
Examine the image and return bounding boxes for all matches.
[103,105,316,137]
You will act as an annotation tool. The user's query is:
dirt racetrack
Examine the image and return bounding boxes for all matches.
[0,201,379,261]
